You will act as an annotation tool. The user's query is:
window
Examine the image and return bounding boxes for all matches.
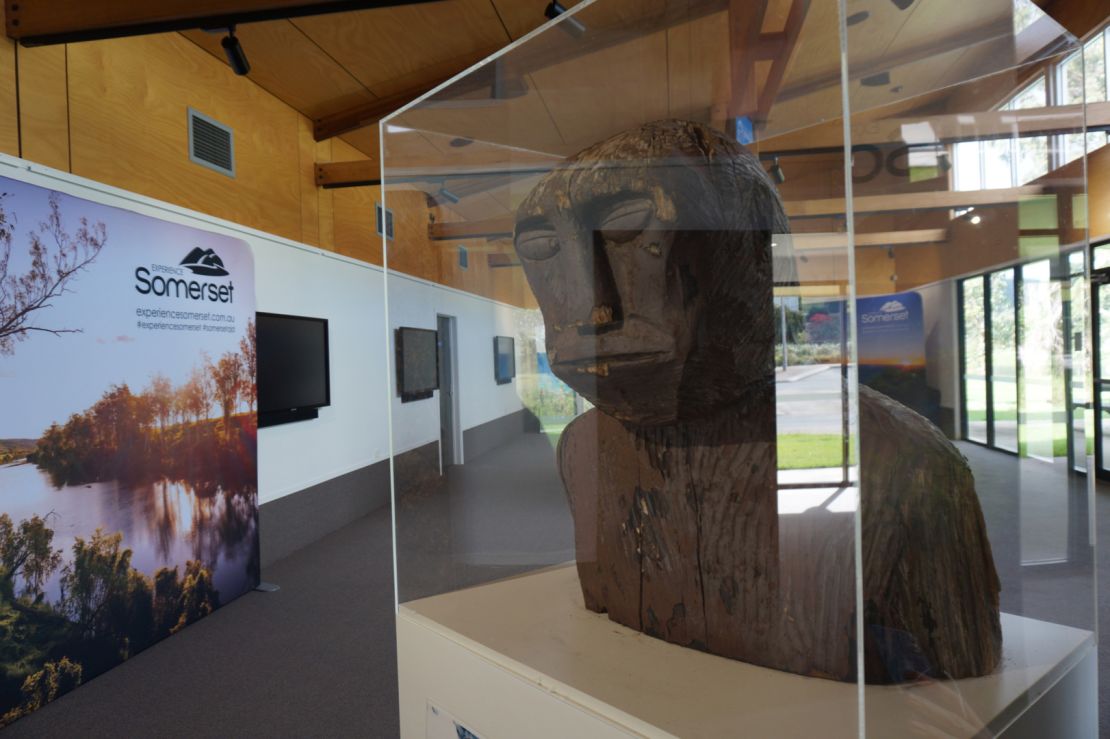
[954,21,1110,186]
[1058,28,1110,166]
[954,78,1049,191]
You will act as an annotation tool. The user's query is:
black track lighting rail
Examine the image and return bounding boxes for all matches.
[6,0,442,47]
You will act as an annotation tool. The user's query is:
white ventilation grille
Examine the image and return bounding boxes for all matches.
[187,108,235,177]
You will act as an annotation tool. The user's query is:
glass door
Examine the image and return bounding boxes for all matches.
[1092,244,1110,478]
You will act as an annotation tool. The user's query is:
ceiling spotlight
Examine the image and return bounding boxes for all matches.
[438,186,461,205]
[770,156,786,185]
[846,11,870,26]
[970,214,982,225]
[222,26,250,76]
[861,71,891,87]
[545,1,587,37]
[449,138,473,148]
[890,0,915,9]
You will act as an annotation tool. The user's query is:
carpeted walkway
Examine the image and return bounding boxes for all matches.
[7,433,1110,737]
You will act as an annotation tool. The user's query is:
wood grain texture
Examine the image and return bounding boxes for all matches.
[0,38,17,157]
[67,33,303,243]
[521,120,1000,683]
[15,44,69,171]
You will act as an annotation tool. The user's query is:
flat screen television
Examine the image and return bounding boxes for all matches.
[494,336,515,385]
[396,327,438,402]
[257,312,331,427]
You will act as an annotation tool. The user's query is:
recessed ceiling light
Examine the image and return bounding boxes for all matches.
[847,11,870,26]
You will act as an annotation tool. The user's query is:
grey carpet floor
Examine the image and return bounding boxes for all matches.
[7,434,1110,737]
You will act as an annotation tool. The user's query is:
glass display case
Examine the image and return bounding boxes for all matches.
[381,0,1097,735]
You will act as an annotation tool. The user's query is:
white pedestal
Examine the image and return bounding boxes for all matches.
[397,564,1095,738]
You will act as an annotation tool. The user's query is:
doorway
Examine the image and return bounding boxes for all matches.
[437,314,462,471]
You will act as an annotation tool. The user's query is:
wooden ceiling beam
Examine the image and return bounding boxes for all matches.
[727,0,769,120]
[316,159,379,188]
[755,0,809,123]
[6,0,440,46]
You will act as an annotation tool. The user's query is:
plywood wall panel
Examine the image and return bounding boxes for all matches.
[17,44,69,172]
[67,33,303,243]
[0,38,18,157]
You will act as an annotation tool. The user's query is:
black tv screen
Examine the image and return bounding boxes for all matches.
[494,336,515,384]
[257,312,330,424]
[396,327,438,402]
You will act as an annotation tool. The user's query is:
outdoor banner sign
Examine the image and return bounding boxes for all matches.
[0,175,258,725]
[856,290,931,420]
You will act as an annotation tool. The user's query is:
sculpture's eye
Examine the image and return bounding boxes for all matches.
[599,199,654,243]
[515,228,560,261]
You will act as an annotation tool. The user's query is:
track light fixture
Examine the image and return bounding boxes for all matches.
[222,26,250,76]
[544,1,587,37]
[438,186,461,205]
[861,71,891,87]
[770,156,786,185]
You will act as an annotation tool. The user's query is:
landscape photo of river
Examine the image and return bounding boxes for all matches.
[0,175,258,726]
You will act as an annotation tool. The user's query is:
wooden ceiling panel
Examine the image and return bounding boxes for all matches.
[386,86,565,158]
[180,21,376,120]
[527,29,670,152]
[291,0,510,96]
[665,10,729,125]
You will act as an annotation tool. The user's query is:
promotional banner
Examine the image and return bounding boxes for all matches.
[0,175,258,725]
[856,291,932,420]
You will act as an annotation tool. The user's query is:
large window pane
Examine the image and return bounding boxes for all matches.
[954,140,982,191]
[991,270,1018,451]
[1060,51,1084,105]
[1017,135,1049,184]
[963,278,988,443]
[1020,260,1063,460]
[983,139,1015,189]
[1010,77,1047,110]
[1085,33,1107,104]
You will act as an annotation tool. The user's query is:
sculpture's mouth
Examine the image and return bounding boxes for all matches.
[549,317,674,372]
[555,351,666,368]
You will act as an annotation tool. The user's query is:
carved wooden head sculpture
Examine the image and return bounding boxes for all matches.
[514,120,788,426]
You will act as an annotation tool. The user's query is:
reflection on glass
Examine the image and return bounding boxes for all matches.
[963,278,988,443]
[1020,260,1062,460]
[991,270,1018,451]
[983,139,1015,189]
[1068,251,1088,470]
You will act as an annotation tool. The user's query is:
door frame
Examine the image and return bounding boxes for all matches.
[436,314,463,471]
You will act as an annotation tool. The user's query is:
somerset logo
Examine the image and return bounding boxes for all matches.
[180,247,229,277]
[879,300,906,313]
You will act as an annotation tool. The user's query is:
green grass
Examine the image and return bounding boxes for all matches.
[777,434,852,469]
[544,426,852,470]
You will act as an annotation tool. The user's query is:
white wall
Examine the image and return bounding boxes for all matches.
[0,156,527,506]
[386,271,525,457]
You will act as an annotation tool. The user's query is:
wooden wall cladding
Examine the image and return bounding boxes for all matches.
[0,31,526,306]
[0,38,17,157]
[16,44,70,172]
[67,34,304,244]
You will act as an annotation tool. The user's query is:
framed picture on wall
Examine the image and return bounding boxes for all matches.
[396,327,439,402]
[493,336,515,385]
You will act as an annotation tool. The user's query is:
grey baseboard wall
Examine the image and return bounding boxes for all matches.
[259,460,390,569]
[259,407,541,570]
[463,407,541,462]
